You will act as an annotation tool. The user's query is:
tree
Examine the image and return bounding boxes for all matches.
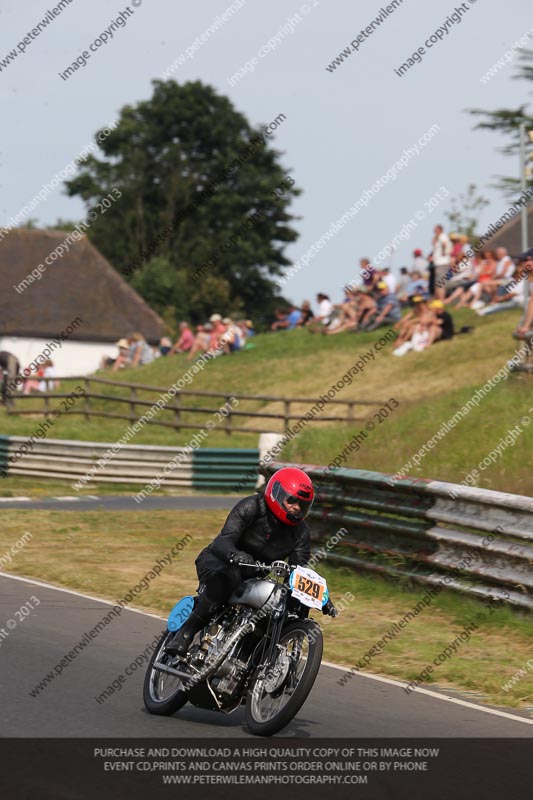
[444,183,490,239]
[65,80,299,324]
[469,50,533,196]
[46,219,83,232]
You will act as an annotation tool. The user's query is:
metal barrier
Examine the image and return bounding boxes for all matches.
[0,436,258,490]
[262,461,533,611]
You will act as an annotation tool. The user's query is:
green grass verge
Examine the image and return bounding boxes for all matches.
[2,509,532,712]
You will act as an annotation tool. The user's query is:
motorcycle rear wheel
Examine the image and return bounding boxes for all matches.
[245,619,323,736]
[143,630,189,716]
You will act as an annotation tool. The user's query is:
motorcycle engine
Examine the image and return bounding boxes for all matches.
[192,612,252,699]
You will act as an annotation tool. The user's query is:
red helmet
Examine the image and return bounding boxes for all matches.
[264,467,315,526]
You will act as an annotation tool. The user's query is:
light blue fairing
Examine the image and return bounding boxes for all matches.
[167,596,195,631]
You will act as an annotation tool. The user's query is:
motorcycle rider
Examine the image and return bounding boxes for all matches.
[166,466,337,657]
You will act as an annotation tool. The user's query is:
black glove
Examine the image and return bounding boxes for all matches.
[322,598,338,617]
[230,551,254,566]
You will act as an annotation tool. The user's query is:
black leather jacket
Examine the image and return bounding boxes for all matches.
[196,494,310,581]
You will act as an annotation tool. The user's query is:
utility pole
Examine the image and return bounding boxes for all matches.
[519,122,528,252]
[519,122,533,309]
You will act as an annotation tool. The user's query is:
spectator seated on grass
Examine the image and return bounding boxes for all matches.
[481,247,516,297]
[128,332,155,368]
[171,322,194,354]
[220,317,242,353]
[296,301,313,326]
[101,338,131,371]
[444,253,481,307]
[324,287,361,335]
[158,337,172,356]
[398,270,428,304]
[393,318,434,356]
[360,281,401,331]
[187,324,212,360]
[427,299,455,344]
[380,266,397,293]
[477,268,528,318]
[243,319,255,337]
[396,267,410,304]
[453,251,497,310]
[392,295,433,352]
[306,293,333,333]
[271,305,301,331]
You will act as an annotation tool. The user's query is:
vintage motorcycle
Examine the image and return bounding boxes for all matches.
[143,559,335,736]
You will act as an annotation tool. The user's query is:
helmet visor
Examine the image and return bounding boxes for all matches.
[271,482,313,521]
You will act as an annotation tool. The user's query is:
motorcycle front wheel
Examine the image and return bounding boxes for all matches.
[143,630,189,716]
[245,619,323,736]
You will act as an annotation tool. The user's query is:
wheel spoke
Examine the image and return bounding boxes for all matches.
[250,631,311,722]
[149,634,187,703]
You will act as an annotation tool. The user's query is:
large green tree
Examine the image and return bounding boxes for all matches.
[65,80,299,325]
[469,50,533,197]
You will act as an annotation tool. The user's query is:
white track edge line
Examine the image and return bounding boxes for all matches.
[0,571,165,622]
[320,662,533,725]
[2,572,531,727]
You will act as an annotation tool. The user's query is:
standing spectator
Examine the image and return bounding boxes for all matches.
[23,365,43,395]
[0,350,20,404]
[171,322,195,354]
[38,359,59,392]
[450,233,464,262]
[431,225,452,300]
[513,250,533,335]
[361,281,401,331]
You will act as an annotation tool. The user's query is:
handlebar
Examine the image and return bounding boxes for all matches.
[229,558,293,577]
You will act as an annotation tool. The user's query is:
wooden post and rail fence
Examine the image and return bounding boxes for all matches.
[2,375,386,435]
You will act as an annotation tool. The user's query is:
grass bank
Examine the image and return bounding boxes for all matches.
[2,306,533,493]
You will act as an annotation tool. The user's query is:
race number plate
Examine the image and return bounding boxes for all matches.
[289,566,327,610]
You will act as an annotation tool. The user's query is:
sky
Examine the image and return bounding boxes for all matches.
[1,0,533,304]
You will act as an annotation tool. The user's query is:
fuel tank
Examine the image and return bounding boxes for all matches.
[229,578,277,609]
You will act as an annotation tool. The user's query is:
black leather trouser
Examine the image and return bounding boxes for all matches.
[199,564,243,605]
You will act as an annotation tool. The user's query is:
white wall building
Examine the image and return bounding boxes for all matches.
[0,228,164,378]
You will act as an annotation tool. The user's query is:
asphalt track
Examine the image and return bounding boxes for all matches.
[0,495,238,511]
[1,573,532,738]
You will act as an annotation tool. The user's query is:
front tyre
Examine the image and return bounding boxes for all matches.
[245,619,323,736]
[143,630,189,716]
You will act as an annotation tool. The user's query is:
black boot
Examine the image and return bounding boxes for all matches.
[165,594,219,657]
